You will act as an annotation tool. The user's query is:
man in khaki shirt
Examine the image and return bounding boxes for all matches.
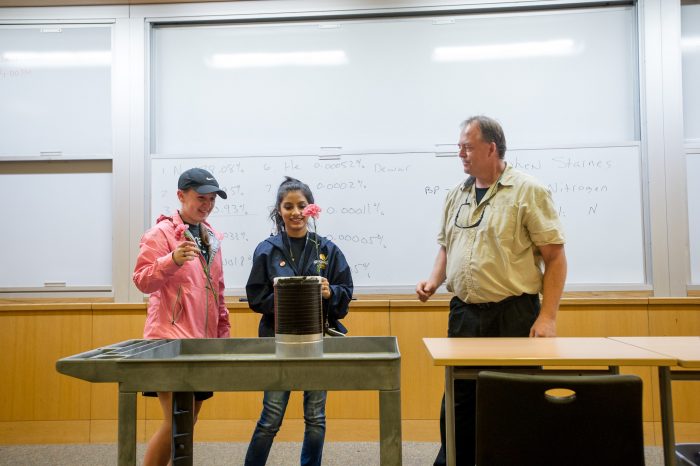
[416,115,567,466]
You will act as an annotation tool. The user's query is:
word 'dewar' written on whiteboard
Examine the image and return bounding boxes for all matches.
[151,145,644,291]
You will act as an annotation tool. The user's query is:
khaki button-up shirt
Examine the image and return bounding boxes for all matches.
[438,164,565,304]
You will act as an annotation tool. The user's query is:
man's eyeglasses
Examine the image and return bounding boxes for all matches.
[454,199,488,229]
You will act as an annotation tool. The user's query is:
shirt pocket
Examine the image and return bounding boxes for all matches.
[482,203,519,242]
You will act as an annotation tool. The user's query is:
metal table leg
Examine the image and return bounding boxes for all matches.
[445,367,455,466]
[659,366,677,466]
[118,389,137,466]
[379,389,402,466]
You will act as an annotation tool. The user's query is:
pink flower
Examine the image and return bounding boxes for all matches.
[302,204,322,219]
[302,204,325,274]
[174,224,188,240]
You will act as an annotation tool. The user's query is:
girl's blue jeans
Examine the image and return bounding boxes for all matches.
[244,390,327,466]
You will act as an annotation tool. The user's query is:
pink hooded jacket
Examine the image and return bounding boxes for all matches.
[133,212,230,339]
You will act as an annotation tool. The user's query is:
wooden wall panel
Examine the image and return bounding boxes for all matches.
[7,309,93,421]
[1,298,699,444]
[648,298,700,335]
[557,299,650,336]
[198,392,265,421]
[390,301,449,420]
[191,419,256,442]
[669,382,700,423]
[0,311,18,422]
[648,299,700,423]
[227,305,260,338]
[0,420,91,444]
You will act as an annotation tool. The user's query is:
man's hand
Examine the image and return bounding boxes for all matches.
[529,315,557,337]
[417,247,447,302]
[416,280,438,302]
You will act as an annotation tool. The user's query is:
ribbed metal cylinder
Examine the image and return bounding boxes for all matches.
[274,276,323,358]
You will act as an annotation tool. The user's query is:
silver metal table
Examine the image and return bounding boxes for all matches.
[57,336,402,466]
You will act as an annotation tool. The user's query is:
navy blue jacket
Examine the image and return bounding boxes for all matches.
[246,232,353,337]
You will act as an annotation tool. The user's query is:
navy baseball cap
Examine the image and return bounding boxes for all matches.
[177,168,228,199]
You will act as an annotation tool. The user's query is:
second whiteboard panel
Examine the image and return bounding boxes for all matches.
[0,24,112,157]
[151,6,638,155]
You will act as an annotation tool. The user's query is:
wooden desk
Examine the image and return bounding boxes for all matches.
[423,337,677,466]
[611,336,700,466]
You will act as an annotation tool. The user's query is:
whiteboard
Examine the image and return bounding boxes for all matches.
[682,3,700,285]
[151,145,645,292]
[151,6,638,155]
[0,24,112,157]
[688,154,700,285]
[682,3,700,140]
[0,171,112,289]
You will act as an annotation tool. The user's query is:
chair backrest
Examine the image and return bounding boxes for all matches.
[476,371,645,466]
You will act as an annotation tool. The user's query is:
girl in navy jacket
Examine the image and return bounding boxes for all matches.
[244,177,353,466]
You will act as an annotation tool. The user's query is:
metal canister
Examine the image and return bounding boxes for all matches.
[273,276,323,358]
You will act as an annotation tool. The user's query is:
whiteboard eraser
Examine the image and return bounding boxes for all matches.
[44,281,67,287]
[40,27,62,33]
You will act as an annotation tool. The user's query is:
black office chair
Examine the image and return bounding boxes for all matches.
[475,371,645,466]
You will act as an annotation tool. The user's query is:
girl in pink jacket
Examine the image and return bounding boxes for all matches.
[133,167,231,466]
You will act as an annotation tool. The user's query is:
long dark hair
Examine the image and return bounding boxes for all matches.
[269,177,315,233]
